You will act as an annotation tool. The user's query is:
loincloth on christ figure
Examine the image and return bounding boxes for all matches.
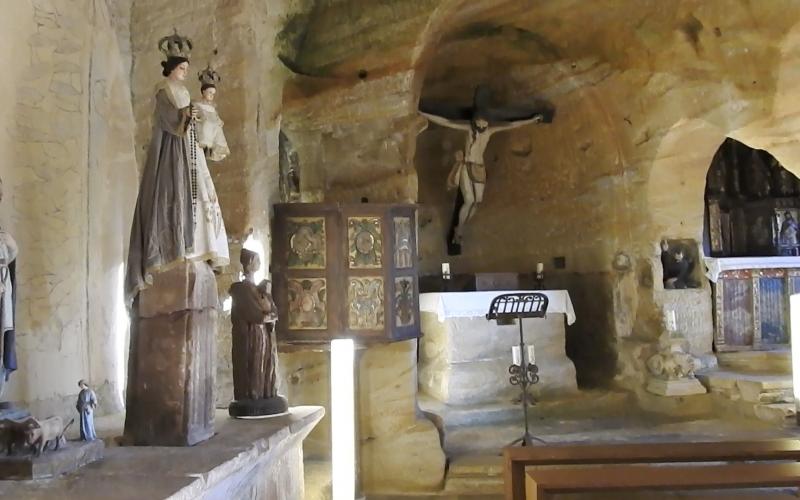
[446,161,486,190]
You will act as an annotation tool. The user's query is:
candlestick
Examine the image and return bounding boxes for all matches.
[527,344,536,365]
[512,346,521,366]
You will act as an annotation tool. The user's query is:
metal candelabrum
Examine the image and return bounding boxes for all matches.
[508,332,544,446]
[486,292,550,447]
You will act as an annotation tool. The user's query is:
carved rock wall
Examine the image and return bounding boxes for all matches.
[0,0,137,414]
[413,1,800,389]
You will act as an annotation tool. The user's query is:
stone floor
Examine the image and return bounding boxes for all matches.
[331,389,800,500]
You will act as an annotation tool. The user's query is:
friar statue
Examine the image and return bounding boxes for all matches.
[419,85,552,251]
[228,249,288,417]
[0,177,18,401]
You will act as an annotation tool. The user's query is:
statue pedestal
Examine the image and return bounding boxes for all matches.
[646,377,707,397]
[0,439,104,479]
[124,261,218,446]
[229,396,289,418]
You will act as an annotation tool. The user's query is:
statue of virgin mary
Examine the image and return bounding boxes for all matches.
[125,31,229,304]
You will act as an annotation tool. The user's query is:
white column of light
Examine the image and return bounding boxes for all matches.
[114,263,128,408]
[331,338,356,500]
[791,294,800,425]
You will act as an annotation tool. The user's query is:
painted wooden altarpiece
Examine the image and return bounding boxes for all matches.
[272,203,420,344]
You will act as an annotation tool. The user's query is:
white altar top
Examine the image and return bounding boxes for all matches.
[704,256,800,282]
[419,290,576,325]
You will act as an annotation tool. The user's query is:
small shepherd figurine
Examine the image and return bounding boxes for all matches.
[76,379,98,441]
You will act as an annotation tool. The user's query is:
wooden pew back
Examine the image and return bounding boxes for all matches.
[505,439,800,500]
[525,462,800,500]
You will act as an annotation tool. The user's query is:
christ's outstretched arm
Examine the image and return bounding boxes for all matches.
[487,114,544,133]
[419,111,472,131]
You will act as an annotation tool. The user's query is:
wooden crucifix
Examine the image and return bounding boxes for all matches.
[419,85,554,255]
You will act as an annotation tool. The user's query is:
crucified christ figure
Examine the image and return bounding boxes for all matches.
[419,85,552,253]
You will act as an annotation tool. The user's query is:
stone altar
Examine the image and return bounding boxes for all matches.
[0,407,323,500]
[419,290,578,405]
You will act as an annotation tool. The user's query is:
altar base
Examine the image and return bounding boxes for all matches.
[419,313,578,405]
[124,261,218,446]
[229,396,289,417]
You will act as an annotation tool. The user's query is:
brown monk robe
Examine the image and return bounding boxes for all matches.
[229,249,278,401]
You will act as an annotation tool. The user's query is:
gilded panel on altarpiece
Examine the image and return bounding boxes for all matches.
[394,276,415,327]
[393,217,413,269]
[348,217,382,268]
[287,278,327,330]
[348,277,384,330]
[287,217,326,269]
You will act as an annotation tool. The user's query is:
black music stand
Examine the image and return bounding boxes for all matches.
[486,292,549,446]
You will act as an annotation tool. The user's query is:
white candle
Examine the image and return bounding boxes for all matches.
[536,262,544,274]
[527,344,536,365]
[512,346,521,366]
[665,310,677,332]
[442,262,450,277]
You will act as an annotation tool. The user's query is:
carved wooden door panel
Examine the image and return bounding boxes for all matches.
[273,203,419,345]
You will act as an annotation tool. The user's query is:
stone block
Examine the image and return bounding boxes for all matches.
[0,439,104,480]
[359,420,446,493]
[646,377,707,396]
[137,261,219,317]
[124,308,217,446]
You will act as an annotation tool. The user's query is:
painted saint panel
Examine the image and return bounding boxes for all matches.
[288,278,327,329]
[348,217,382,268]
[287,217,325,269]
[394,276,415,327]
[348,277,384,330]
[394,217,413,269]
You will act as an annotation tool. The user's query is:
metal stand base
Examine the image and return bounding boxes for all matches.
[509,432,546,447]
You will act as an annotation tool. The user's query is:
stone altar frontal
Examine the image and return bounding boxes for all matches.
[419,291,578,405]
[0,407,324,500]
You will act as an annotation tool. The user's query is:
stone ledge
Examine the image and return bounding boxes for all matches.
[0,439,104,480]
[0,406,324,500]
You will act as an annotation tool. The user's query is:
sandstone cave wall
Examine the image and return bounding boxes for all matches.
[0,0,138,415]
[414,2,800,389]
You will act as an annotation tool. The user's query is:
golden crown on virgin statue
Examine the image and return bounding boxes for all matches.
[158,28,193,59]
[198,65,222,87]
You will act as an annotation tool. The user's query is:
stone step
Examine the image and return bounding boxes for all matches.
[697,370,793,403]
[443,454,504,496]
[717,350,791,374]
[420,389,633,431]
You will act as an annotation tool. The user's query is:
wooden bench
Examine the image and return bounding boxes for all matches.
[504,439,800,500]
[525,461,800,499]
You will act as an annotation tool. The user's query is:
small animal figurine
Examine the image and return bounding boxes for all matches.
[0,417,38,455]
[24,416,74,456]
